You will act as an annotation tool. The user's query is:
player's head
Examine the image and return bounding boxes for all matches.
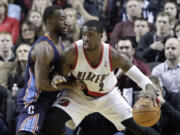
[43,5,67,36]
[82,20,103,51]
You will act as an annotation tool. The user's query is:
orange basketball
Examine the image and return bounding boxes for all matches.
[132,97,161,127]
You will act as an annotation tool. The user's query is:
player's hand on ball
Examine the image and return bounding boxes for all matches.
[156,90,165,106]
[139,84,160,106]
[51,75,67,88]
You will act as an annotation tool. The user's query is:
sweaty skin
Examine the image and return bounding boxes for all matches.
[30,9,76,91]
[56,26,133,78]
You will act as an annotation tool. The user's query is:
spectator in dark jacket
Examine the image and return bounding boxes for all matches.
[150,76,180,135]
[136,12,171,62]
[0,85,8,135]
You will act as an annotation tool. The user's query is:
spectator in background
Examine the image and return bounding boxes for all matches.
[0,85,8,135]
[152,37,180,93]
[0,0,20,44]
[26,10,45,37]
[136,12,171,63]
[67,0,99,28]
[164,1,179,36]
[31,0,51,16]
[63,7,80,46]
[0,32,15,89]
[134,18,150,45]
[120,0,155,23]
[149,75,180,135]
[114,37,151,104]
[17,21,37,46]
[51,0,67,8]
[8,43,31,91]
[13,0,33,19]
[109,0,155,47]
[174,20,180,40]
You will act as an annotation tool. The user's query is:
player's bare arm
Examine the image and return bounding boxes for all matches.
[53,46,85,89]
[57,46,77,76]
[32,42,76,91]
[110,47,158,99]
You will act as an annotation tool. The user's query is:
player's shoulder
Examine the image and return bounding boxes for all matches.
[33,40,53,52]
[31,40,54,60]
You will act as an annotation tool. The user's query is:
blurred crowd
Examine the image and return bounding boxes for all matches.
[1,0,180,135]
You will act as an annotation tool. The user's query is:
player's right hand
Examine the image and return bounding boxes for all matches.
[72,79,86,91]
[51,75,67,88]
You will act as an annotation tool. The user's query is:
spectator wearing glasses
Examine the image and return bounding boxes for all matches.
[17,21,38,46]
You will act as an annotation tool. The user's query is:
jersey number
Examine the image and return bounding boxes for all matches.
[99,83,104,91]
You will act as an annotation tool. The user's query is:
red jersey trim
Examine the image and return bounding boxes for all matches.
[109,45,113,71]
[72,43,78,70]
[83,43,104,69]
[84,84,116,97]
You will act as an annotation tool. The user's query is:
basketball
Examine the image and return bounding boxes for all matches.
[132,97,161,127]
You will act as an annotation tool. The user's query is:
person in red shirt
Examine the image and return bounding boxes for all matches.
[0,0,20,44]
[115,37,151,92]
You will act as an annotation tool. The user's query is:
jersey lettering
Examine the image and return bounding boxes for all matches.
[28,105,35,114]
[77,71,109,83]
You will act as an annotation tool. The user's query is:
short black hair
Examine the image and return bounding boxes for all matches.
[117,37,137,48]
[83,20,103,34]
[43,5,62,25]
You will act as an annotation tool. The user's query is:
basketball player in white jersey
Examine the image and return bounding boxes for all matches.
[42,20,160,135]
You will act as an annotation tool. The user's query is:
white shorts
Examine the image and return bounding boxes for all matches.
[53,87,132,131]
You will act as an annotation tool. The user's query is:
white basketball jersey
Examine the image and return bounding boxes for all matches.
[71,40,117,97]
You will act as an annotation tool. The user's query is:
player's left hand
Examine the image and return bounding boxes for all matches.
[51,75,67,88]
[139,84,160,106]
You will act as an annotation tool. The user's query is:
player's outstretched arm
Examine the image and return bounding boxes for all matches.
[110,47,158,99]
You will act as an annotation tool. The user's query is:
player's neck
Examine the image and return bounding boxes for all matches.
[85,43,102,65]
[46,31,61,45]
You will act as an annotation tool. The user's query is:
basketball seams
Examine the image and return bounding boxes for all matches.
[135,111,161,127]
[132,98,161,127]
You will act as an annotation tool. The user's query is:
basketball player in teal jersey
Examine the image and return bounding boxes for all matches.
[42,20,160,135]
[16,6,84,135]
